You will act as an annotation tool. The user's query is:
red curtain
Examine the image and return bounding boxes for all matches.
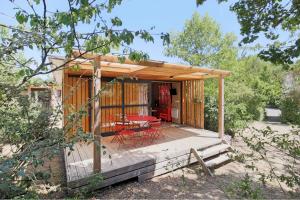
[158,84,172,121]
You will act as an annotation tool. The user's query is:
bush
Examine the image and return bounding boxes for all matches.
[204,79,267,137]
[226,174,264,199]
[204,96,218,132]
[280,97,300,125]
[203,57,284,136]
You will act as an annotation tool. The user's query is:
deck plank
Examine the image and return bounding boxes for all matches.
[64,125,222,187]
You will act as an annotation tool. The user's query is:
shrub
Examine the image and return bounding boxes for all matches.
[226,174,264,199]
[204,96,218,132]
[280,97,300,125]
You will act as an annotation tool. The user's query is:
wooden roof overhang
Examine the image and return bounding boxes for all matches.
[64,51,231,81]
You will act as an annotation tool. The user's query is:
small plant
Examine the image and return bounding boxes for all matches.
[226,174,264,199]
[235,126,300,195]
[72,174,104,198]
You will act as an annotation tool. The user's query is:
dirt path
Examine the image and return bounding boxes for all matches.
[92,121,298,199]
[95,161,287,199]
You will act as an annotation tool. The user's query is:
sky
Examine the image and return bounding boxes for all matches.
[110,0,241,62]
[0,0,241,63]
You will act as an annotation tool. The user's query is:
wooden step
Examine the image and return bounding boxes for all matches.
[205,153,231,168]
[200,143,230,159]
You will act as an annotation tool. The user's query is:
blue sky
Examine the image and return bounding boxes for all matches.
[111,0,241,62]
[0,0,241,63]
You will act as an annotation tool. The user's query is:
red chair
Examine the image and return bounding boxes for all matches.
[111,124,126,143]
[158,106,172,122]
[142,119,162,144]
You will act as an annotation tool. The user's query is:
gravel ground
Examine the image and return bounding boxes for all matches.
[39,121,299,199]
[92,121,299,199]
[94,162,288,199]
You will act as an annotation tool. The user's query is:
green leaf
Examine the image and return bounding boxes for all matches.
[111,17,122,26]
[16,11,28,24]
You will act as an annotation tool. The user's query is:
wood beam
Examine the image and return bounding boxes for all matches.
[200,80,205,129]
[71,50,231,76]
[93,56,101,173]
[218,76,224,139]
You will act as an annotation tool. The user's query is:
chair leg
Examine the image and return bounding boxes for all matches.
[111,134,118,143]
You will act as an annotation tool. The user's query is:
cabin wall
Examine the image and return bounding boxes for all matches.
[63,70,205,137]
[181,80,204,128]
[63,74,150,135]
[63,73,92,136]
[100,79,149,133]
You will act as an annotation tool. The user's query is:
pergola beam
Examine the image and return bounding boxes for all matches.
[71,50,231,77]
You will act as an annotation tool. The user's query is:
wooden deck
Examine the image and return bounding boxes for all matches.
[64,124,223,189]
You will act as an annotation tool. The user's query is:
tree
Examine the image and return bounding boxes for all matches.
[194,1,300,195]
[165,12,237,68]
[165,12,284,134]
[0,0,169,197]
[280,63,300,125]
[196,0,300,67]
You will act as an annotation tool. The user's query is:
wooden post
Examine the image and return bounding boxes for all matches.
[93,56,101,173]
[218,76,224,139]
[200,80,205,129]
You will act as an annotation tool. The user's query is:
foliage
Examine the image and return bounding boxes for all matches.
[204,96,218,132]
[165,13,284,134]
[236,126,300,194]
[1,0,169,86]
[0,0,169,198]
[71,174,104,198]
[225,56,283,133]
[280,65,300,125]
[165,12,237,68]
[280,66,300,125]
[280,97,300,125]
[197,0,300,67]
[225,174,264,199]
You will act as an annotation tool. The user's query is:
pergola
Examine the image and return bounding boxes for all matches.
[61,50,231,173]
[71,50,230,80]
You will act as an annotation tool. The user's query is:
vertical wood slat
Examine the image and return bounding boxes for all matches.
[182,81,186,125]
[80,79,84,131]
[200,80,204,129]
[188,80,191,126]
[77,77,82,131]
[93,56,101,173]
[192,81,195,126]
[63,73,68,134]
[72,77,77,134]
[64,75,92,135]
[197,81,199,126]
[218,76,224,139]
[182,80,204,128]
[195,80,199,127]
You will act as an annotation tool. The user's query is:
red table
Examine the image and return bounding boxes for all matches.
[126,115,158,122]
[126,115,160,144]
[112,115,159,146]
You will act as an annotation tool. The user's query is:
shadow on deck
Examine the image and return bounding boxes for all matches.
[64,124,222,190]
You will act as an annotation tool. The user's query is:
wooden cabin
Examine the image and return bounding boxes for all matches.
[49,51,231,190]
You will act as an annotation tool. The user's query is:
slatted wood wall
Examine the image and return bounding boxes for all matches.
[100,80,122,133]
[181,80,204,128]
[64,75,150,135]
[63,73,206,136]
[63,75,92,136]
[123,82,149,116]
[100,80,149,133]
